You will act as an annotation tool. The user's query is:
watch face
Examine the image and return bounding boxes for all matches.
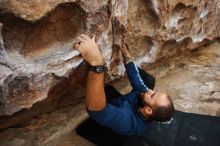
[89,64,108,73]
[96,66,103,73]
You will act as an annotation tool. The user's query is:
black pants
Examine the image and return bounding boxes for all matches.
[76,69,156,146]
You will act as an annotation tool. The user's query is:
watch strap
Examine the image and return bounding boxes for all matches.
[88,63,108,73]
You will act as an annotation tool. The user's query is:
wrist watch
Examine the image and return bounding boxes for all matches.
[88,63,108,73]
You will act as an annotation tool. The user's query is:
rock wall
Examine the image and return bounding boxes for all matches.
[0,0,220,128]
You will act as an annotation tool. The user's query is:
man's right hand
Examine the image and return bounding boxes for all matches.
[75,34,104,66]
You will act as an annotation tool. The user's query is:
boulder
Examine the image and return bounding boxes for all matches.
[0,0,220,128]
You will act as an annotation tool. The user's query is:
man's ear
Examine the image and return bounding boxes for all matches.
[144,106,152,116]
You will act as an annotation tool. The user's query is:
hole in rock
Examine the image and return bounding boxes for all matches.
[139,36,154,55]
[170,3,197,28]
[130,36,154,59]
[127,0,160,37]
[1,2,85,63]
[173,3,187,12]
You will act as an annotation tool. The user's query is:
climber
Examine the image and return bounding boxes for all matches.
[74,34,174,135]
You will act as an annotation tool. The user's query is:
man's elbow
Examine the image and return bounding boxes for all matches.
[86,102,106,112]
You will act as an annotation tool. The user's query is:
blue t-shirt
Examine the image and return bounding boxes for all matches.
[87,62,149,135]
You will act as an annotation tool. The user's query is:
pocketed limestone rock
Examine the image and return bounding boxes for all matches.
[0,0,220,128]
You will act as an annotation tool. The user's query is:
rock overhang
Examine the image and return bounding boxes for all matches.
[0,0,220,128]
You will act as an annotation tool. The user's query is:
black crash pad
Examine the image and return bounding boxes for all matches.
[76,111,220,146]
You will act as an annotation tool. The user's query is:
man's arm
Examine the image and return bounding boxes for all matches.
[86,72,106,111]
[121,44,148,94]
[75,34,106,111]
